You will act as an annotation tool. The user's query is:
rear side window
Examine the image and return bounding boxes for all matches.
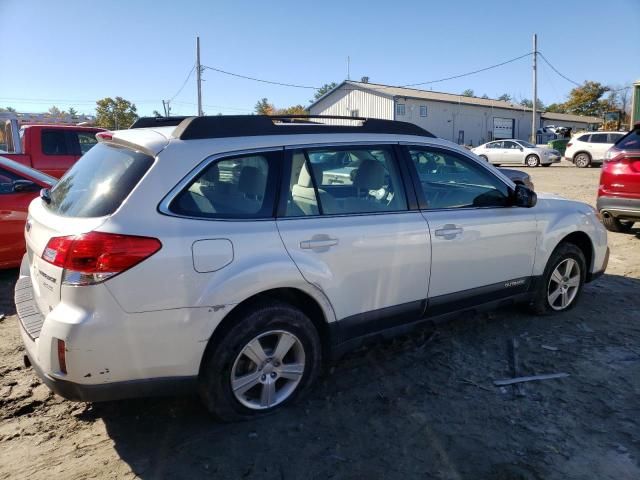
[46,143,153,217]
[616,129,640,150]
[170,152,279,219]
[41,130,70,155]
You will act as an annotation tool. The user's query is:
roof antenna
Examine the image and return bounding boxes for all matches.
[347,56,350,81]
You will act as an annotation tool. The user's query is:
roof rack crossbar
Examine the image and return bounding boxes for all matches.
[129,116,189,129]
[172,115,435,140]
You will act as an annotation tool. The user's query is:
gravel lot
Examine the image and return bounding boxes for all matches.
[0,163,638,480]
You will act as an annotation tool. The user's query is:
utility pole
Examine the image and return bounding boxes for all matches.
[347,56,350,81]
[196,36,203,116]
[531,33,538,144]
[162,100,171,117]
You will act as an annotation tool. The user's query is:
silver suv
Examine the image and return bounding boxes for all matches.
[16,115,608,420]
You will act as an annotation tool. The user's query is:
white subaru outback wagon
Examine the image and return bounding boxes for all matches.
[15,115,609,420]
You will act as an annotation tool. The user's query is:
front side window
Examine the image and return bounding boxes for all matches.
[396,103,406,116]
[171,152,277,219]
[0,167,19,194]
[503,141,519,149]
[283,146,408,216]
[591,133,609,143]
[41,130,70,155]
[608,133,624,143]
[409,147,510,209]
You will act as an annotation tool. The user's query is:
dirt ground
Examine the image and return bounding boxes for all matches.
[1,163,638,480]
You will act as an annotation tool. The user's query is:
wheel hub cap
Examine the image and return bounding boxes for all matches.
[230,330,305,410]
[547,258,580,311]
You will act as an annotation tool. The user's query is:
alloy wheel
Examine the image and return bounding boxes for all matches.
[230,330,305,410]
[547,258,580,311]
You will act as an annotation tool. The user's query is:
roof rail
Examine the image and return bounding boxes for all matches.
[129,116,189,129]
[172,115,435,140]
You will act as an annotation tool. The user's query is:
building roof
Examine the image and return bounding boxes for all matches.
[310,80,602,124]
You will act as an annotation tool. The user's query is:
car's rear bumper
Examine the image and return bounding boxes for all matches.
[597,196,640,220]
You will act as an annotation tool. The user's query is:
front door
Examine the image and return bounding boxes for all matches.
[276,145,431,332]
[404,145,538,312]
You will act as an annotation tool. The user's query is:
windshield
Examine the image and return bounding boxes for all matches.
[46,142,153,217]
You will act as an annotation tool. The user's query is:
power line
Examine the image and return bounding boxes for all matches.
[401,52,533,88]
[202,65,320,89]
[169,65,196,102]
[537,52,581,86]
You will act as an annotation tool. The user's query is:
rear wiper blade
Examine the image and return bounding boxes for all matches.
[40,188,51,204]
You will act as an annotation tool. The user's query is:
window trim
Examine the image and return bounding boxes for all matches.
[277,143,415,219]
[399,144,515,211]
[158,147,283,221]
[419,105,427,117]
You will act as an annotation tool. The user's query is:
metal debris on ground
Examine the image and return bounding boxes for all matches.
[493,373,570,387]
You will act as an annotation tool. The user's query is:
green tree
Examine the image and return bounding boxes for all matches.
[48,105,62,117]
[563,81,609,117]
[481,94,489,99]
[312,82,338,102]
[68,107,78,118]
[152,110,163,118]
[278,105,308,115]
[95,97,138,129]
[545,103,566,113]
[497,93,512,102]
[461,89,474,97]
[519,98,545,110]
[255,98,275,115]
[0,106,17,112]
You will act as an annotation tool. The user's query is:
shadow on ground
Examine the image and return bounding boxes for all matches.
[64,273,640,480]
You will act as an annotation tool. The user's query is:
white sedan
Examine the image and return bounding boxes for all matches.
[472,139,561,167]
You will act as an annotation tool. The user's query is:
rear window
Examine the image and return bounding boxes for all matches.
[616,129,640,150]
[46,143,153,217]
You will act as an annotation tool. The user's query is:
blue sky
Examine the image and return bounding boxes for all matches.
[1,0,638,116]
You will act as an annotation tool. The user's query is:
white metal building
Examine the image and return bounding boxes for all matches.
[309,81,602,146]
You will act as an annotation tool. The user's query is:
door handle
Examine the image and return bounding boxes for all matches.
[300,238,339,250]
[434,224,463,239]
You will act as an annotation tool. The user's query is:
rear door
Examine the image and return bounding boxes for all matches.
[277,144,431,332]
[485,141,503,164]
[589,133,610,161]
[404,145,537,312]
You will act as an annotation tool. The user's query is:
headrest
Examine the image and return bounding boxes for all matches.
[202,163,219,184]
[238,166,266,195]
[297,162,314,188]
[353,160,385,190]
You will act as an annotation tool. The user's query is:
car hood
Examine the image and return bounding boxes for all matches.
[535,192,594,214]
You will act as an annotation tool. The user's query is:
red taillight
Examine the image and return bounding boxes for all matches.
[96,131,113,142]
[566,142,573,148]
[57,339,67,374]
[42,232,161,285]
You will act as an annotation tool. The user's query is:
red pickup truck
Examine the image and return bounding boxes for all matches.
[1,117,104,178]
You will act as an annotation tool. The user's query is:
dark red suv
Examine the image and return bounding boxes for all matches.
[597,123,640,232]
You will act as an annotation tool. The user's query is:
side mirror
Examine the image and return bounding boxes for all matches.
[13,179,40,193]
[513,184,537,208]
[519,147,524,151]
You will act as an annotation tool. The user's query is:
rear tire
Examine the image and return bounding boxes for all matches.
[574,152,591,168]
[198,301,321,421]
[526,155,540,167]
[602,215,634,233]
[530,243,586,315]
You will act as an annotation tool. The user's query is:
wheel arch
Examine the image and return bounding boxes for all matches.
[573,150,591,161]
[198,287,333,376]
[554,231,594,278]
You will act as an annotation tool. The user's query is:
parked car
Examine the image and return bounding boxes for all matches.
[472,139,561,167]
[596,123,640,232]
[0,155,56,268]
[499,168,534,191]
[16,116,608,420]
[0,118,105,178]
[564,131,626,168]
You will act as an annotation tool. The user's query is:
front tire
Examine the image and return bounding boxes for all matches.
[574,152,591,168]
[479,155,488,161]
[198,302,321,421]
[526,154,540,167]
[531,243,586,315]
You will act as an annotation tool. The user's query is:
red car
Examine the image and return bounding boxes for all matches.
[0,155,56,268]
[597,123,640,233]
